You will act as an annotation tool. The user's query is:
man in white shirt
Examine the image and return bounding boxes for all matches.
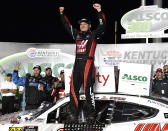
[0,73,17,115]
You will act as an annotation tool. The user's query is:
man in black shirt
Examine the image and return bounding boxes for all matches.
[58,70,65,90]
[152,68,168,97]
[43,67,59,103]
[51,70,65,102]
[13,64,46,110]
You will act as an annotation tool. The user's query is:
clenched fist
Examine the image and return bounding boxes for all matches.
[59,7,64,14]
[93,3,101,12]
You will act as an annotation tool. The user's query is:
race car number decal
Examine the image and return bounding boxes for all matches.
[135,123,168,131]
[9,127,23,131]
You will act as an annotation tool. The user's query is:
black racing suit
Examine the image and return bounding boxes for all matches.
[61,11,106,117]
[43,76,59,103]
[152,79,168,97]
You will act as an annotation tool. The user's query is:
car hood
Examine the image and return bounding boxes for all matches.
[0,110,37,124]
[0,102,53,124]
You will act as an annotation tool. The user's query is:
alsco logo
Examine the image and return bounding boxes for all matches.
[121,5,168,33]
[122,74,148,82]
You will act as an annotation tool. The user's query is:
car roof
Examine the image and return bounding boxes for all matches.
[79,93,168,105]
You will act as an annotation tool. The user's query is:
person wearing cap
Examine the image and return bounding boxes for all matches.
[152,68,168,97]
[51,70,65,102]
[0,73,17,115]
[43,67,59,103]
[59,3,106,123]
[13,63,46,110]
[163,65,168,80]
[59,70,65,90]
[153,68,163,80]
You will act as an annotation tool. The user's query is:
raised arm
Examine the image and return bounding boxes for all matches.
[93,3,106,38]
[59,7,78,39]
[12,63,26,86]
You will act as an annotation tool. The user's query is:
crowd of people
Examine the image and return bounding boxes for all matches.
[0,64,65,115]
[152,65,168,97]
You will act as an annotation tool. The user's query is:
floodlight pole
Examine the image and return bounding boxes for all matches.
[141,0,146,6]
[141,0,149,43]
[115,21,117,44]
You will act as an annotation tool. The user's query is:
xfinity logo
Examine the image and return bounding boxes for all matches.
[122,74,148,82]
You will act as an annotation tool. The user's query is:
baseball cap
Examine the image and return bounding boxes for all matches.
[60,70,64,74]
[45,67,52,71]
[33,65,41,71]
[156,68,163,73]
[6,73,12,77]
[78,18,91,24]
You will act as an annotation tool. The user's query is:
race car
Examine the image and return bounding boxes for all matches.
[0,93,168,131]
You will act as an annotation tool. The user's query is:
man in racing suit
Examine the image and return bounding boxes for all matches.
[59,3,106,122]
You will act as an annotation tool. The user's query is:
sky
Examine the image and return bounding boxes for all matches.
[0,0,167,44]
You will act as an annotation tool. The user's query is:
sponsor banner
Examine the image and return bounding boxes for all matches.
[94,67,115,93]
[94,44,168,71]
[118,63,152,96]
[0,43,167,95]
[121,5,168,39]
[64,67,116,94]
[0,46,75,84]
[26,48,61,58]
[0,43,116,95]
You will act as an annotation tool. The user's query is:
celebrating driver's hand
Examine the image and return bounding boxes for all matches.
[59,7,64,14]
[93,3,101,12]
